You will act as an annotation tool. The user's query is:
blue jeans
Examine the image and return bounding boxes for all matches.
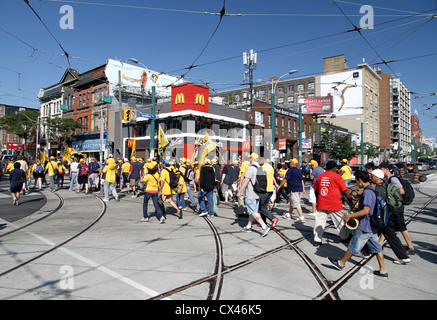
[198,191,214,216]
[186,182,196,206]
[143,192,163,220]
[70,172,78,190]
[348,228,383,256]
[176,193,186,209]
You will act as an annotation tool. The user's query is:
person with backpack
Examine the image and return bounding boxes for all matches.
[77,158,90,194]
[179,158,196,209]
[57,160,66,189]
[221,160,239,203]
[328,170,388,278]
[379,162,416,256]
[370,169,411,265]
[237,153,270,237]
[141,162,165,223]
[158,160,181,219]
[198,159,216,218]
[102,155,119,202]
[32,159,44,190]
[278,158,306,223]
[88,157,101,192]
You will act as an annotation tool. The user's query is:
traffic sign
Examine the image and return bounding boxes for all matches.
[138,113,156,119]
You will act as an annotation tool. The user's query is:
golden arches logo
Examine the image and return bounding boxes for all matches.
[175,93,185,105]
[195,94,205,105]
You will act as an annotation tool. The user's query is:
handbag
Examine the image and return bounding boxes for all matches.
[50,161,59,176]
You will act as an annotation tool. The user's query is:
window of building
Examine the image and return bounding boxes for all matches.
[287,85,294,92]
[278,87,284,93]
[298,84,305,91]
[287,96,294,104]
[308,82,315,89]
[278,97,284,105]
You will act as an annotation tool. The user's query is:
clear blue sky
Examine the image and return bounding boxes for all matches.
[1,0,436,139]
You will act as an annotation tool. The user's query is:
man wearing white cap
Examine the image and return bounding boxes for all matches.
[237,153,270,237]
[371,169,411,265]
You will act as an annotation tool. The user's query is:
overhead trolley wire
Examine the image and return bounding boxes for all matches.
[23,0,71,67]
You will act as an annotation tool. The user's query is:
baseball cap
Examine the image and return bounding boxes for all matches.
[250,153,259,160]
[290,158,298,164]
[341,159,348,163]
[309,160,318,166]
[371,169,384,180]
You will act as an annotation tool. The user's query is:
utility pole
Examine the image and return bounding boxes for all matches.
[243,50,257,111]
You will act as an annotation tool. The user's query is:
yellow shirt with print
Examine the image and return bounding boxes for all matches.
[177,175,187,193]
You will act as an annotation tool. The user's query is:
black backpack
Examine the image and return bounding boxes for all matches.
[389,176,415,205]
[366,186,390,235]
[250,164,267,194]
[165,168,179,189]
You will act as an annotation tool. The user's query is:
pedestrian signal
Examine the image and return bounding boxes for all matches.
[124,108,131,123]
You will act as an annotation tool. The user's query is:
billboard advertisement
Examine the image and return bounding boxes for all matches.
[105,59,183,98]
[320,70,363,116]
[302,96,333,114]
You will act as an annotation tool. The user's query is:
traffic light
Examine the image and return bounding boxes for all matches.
[123,108,131,123]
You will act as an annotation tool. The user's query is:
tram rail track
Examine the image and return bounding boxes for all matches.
[0,190,107,279]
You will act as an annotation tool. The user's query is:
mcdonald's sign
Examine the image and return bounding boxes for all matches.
[175,93,185,105]
[171,82,209,113]
[195,94,205,105]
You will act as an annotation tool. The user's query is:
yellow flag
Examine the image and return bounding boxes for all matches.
[199,133,216,164]
[61,147,73,164]
[158,125,168,161]
[40,151,47,163]
[191,137,201,164]
[131,137,136,158]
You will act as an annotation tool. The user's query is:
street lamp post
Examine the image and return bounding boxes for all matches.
[271,70,298,154]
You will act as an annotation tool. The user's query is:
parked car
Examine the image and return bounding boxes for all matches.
[415,162,428,171]
[350,164,365,181]
[429,161,437,170]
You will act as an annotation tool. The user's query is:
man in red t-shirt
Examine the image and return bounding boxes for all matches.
[312,161,353,247]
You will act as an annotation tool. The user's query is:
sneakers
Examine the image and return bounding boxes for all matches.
[12,197,17,205]
[282,213,291,220]
[393,258,411,265]
[373,270,388,278]
[199,212,208,217]
[328,257,345,271]
[406,247,416,255]
[240,226,252,233]
[140,217,149,222]
[297,216,306,223]
[261,227,269,238]
[159,217,166,224]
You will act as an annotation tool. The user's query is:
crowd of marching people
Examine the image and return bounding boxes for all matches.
[5,151,417,277]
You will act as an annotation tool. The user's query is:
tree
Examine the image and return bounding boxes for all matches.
[45,117,83,148]
[320,122,357,161]
[0,109,38,155]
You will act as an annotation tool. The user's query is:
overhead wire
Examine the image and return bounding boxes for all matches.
[23,0,71,67]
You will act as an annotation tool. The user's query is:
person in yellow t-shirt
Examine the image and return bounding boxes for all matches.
[141,162,164,223]
[175,170,187,211]
[338,159,352,187]
[158,160,181,218]
[44,156,59,192]
[120,158,132,192]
